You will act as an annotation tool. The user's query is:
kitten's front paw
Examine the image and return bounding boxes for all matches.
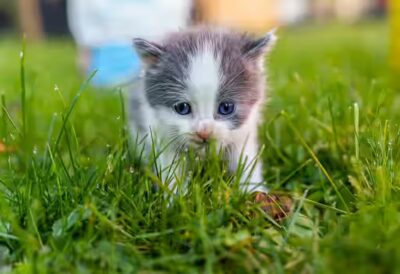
[252,192,293,222]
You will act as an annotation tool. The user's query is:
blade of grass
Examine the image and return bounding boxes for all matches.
[1,93,7,140]
[1,100,20,134]
[281,111,350,212]
[20,35,27,141]
[54,71,97,150]
[354,102,360,160]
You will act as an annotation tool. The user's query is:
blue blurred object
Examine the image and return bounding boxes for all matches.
[88,43,141,88]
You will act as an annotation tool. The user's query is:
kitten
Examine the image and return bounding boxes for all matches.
[130,26,276,195]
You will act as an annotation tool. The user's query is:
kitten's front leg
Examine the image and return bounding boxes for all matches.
[230,140,292,221]
[157,149,178,193]
[229,140,268,194]
[157,148,188,200]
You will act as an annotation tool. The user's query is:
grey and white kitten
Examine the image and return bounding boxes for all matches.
[130,26,276,194]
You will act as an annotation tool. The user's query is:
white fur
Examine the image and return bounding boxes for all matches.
[186,46,221,140]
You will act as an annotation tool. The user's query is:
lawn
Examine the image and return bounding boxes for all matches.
[1,21,399,273]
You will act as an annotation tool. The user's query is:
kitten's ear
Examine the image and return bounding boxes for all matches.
[242,29,277,59]
[133,38,165,66]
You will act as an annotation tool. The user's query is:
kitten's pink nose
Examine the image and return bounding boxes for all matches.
[196,129,211,141]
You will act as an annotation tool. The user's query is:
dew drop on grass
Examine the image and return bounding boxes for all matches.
[32,146,38,155]
[40,245,50,255]
[129,166,135,173]
[116,116,121,120]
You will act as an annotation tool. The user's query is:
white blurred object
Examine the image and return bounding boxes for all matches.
[279,0,309,24]
[67,0,191,87]
[67,0,191,47]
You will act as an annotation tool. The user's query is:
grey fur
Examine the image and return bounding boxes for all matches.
[133,26,273,129]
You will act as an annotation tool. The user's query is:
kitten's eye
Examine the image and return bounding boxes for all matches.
[174,102,191,115]
[218,102,235,115]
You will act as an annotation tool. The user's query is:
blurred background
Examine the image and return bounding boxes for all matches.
[0,0,397,88]
[0,0,389,37]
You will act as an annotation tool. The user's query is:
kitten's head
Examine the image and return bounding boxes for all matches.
[133,27,276,149]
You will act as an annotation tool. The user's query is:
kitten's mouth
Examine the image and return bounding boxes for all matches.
[188,134,216,148]
[191,139,209,146]
[189,136,213,147]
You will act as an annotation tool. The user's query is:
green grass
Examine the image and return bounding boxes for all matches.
[1,21,400,273]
